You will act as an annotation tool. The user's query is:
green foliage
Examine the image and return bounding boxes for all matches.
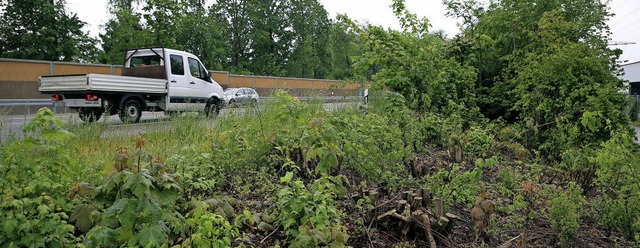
[444,0,626,164]
[329,107,411,183]
[276,172,349,247]
[352,13,477,114]
[0,108,76,246]
[168,147,221,199]
[0,0,99,62]
[182,205,239,248]
[593,131,640,240]
[84,144,186,247]
[426,165,483,209]
[548,183,585,246]
[464,127,494,156]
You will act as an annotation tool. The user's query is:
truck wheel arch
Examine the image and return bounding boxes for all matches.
[119,95,146,110]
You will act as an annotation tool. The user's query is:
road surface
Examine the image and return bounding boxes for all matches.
[0,102,355,142]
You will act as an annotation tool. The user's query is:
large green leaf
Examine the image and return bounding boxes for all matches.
[315,148,338,175]
[123,173,153,199]
[70,203,98,233]
[136,223,167,247]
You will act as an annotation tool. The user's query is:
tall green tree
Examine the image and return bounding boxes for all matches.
[99,8,153,64]
[246,0,292,76]
[217,0,252,73]
[0,0,98,62]
[327,14,361,80]
[142,0,184,48]
[286,0,331,79]
[175,3,230,70]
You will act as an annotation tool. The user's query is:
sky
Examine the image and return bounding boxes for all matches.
[66,0,640,63]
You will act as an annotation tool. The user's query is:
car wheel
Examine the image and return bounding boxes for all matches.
[119,99,142,123]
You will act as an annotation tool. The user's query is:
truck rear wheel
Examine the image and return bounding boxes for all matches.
[78,108,103,123]
[119,99,142,123]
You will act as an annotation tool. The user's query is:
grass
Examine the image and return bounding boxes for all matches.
[46,95,355,185]
[4,92,637,247]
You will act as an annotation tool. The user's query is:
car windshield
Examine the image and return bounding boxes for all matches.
[224,88,236,94]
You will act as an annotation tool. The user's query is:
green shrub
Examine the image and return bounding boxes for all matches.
[593,131,640,240]
[0,108,77,246]
[276,172,348,247]
[548,183,585,247]
[182,206,239,247]
[464,127,494,157]
[426,165,483,209]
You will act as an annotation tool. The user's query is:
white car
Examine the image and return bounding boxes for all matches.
[224,87,259,106]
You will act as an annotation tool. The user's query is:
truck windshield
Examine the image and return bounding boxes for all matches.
[130,55,162,67]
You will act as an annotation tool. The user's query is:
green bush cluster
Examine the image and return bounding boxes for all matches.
[276,172,349,247]
[0,108,77,247]
[548,183,585,246]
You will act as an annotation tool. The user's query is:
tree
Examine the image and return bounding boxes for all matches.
[0,0,99,62]
[327,15,361,80]
[444,0,629,161]
[142,0,184,48]
[245,0,292,76]
[510,10,628,160]
[352,0,477,114]
[445,0,614,121]
[286,0,331,79]
[99,8,153,64]
[217,0,252,73]
[175,3,230,70]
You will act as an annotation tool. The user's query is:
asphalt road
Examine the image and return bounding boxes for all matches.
[0,102,356,142]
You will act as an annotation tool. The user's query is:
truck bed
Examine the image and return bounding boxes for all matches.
[39,74,168,94]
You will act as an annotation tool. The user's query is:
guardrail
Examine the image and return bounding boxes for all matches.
[0,99,53,106]
[0,96,363,107]
[0,96,364,115]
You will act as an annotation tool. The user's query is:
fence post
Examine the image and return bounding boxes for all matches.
[49,61,54,75]
[227,71,231,88]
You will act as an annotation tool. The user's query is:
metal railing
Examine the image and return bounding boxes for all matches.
[0,99,53,106]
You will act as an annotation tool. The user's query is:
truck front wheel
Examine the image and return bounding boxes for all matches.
[78,108,103,123]
[119,99,142,123]
[204,98,221,117]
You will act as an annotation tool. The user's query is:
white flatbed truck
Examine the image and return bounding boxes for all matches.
[39,47,225,123]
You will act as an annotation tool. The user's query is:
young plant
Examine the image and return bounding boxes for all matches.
[276,172,349,247]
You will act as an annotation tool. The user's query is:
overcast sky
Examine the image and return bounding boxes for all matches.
[66,0,640,63]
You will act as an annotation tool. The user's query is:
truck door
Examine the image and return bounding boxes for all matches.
[167,54,190,111]
[187,57,211,110]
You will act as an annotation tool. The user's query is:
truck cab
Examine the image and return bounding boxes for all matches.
[123,48,225,113]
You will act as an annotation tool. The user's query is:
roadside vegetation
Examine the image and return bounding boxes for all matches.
[2,0,640,247]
